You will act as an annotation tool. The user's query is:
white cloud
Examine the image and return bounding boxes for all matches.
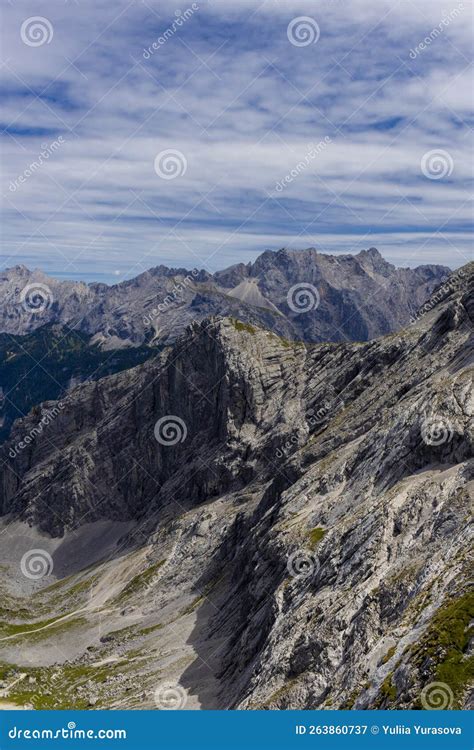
[1,0,472,280]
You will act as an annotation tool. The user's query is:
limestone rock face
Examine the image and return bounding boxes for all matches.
[0,248,450,346]
[0,262,471,711]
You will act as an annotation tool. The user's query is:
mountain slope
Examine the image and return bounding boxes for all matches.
[0,263,471,710]
[0,248,450,347]
[0,325,156,443]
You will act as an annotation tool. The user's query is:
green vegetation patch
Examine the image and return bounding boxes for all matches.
[140,622,164,636]
[308,527,326,548]
[410,591,474,707]
[261,677,299,708]
[113,560,166,603]
[342,687,360,709]
[381,645,397,665]
[0,658,134,710]
[0,614,71,638]
[0,615,88,641]
[381,674,396,702]
[230,318,257,335]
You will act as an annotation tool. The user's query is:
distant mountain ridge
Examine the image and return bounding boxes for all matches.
[0,248,450,347]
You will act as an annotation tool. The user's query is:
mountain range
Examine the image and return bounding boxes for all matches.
[0,248,450,347]
[0,251,471,711]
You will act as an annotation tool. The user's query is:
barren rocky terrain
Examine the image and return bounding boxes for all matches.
[0,259,471,711]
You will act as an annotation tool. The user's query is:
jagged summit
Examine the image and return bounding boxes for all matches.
[0,247,450,348]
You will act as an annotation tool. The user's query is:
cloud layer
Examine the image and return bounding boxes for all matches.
[1,0,472,281]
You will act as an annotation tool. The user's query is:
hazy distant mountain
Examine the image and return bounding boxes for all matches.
[0,262,471,710]
[0,248,450,347]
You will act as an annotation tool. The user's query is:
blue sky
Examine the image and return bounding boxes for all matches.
[1,0,472,282]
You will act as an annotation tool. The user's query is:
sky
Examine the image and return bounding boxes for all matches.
[1,0,473,282]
